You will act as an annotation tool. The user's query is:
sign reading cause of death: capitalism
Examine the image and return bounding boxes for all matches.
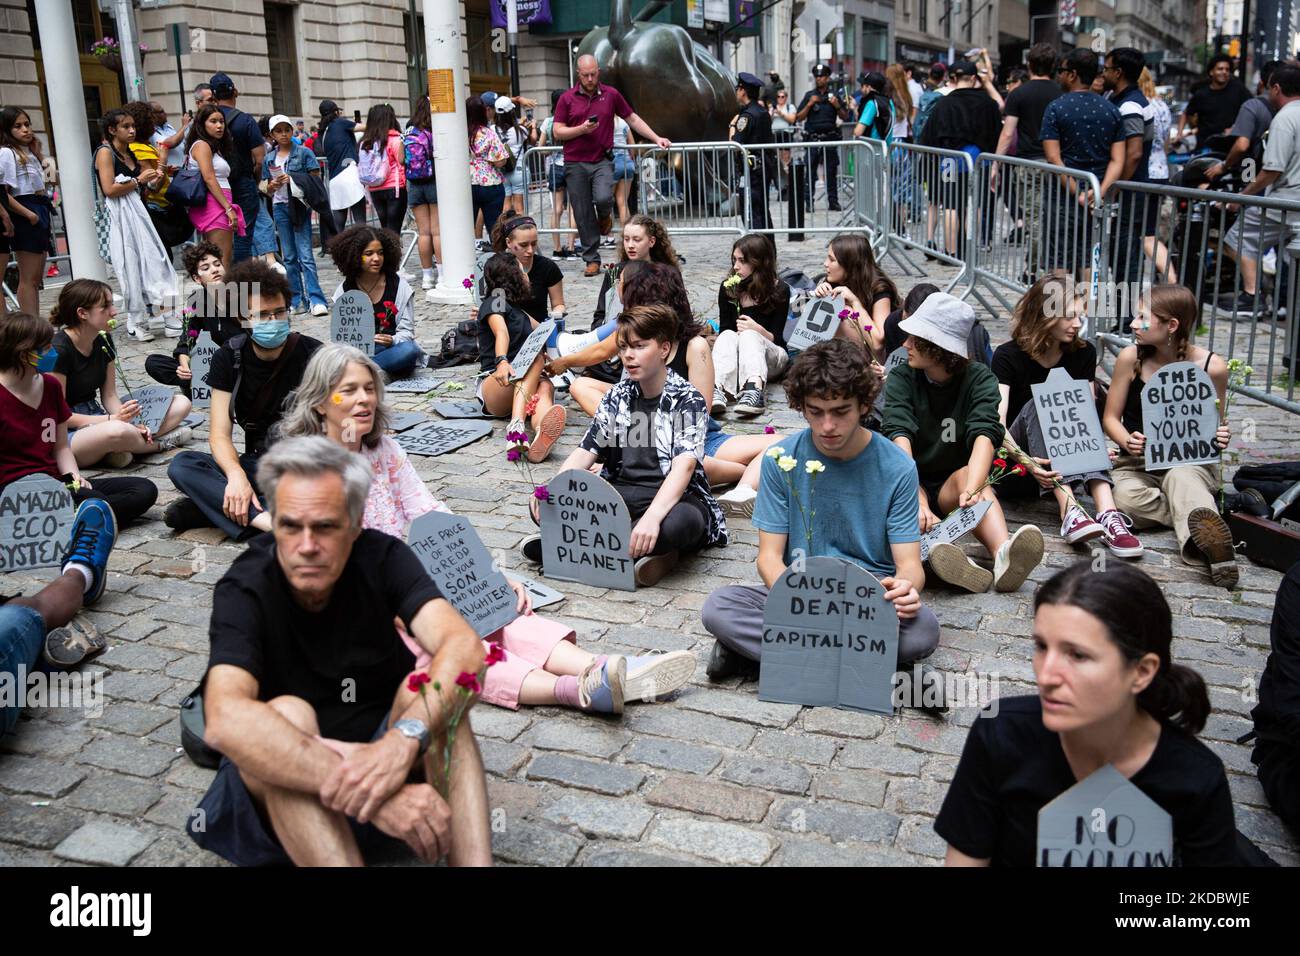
[1037,764,1173,867]
[188,332,220,409]
[918,499,992,562]
[0,474,75,571]
[1141,361,1221,471]
[785,295,847,353]
[331,290,374,357]
[130,385,176,434]
[393,419,493,457]
[759,556,899,714]
[407,511,517,639]
[539,469,635,591]
[1031,366,1111,477]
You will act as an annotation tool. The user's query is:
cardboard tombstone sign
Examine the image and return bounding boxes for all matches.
[1037,764,1173,867]
[918,499,993,562]
[331,290,374,357]
[188,332,220,409]
[538,469,635,591]
[393,419,493,456]
[872,345,911,416]
[0,474,76,572]
[407,511,517,639]
[430,400,494,420]
[605,287,623,323]
[386,410,431,432]
[503,569,566,610]
[384,369,442,393]
[475,250,493,303]
[131,385,176,434]
[1031,367,1111,477]
[786,295,847,352]
[508,319,556,383]
[180,411,207,430]
[759,556,899,714]
[1141,361,1221,471]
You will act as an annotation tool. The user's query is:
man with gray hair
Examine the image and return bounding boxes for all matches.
[187,435,493,866]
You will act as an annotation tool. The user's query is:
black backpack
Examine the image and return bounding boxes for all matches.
[428,319,480,369]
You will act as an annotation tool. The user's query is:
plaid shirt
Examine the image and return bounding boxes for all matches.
[579,369,727,548]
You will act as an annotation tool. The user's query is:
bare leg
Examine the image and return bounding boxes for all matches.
[429,205,442,265]
[70,421,152,467]
[440,714,492,867]
[937,466,1010,554]
[413,205,434,270]
[204,229,234,270]
[569,377,613,417]
[16,250,45,318]
[10,570,85,630]
[158,393,193,435]
[1088,478,1118,514]
[543,638,594,676]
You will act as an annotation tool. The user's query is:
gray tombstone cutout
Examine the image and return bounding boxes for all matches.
[502,570,566,610]
[786,295,846,352]
[475,251,493,303]
[1141,360,1221,472]
[606,287,623,323]
[386,410,430,432]
[759,557,899,714]
[918,499,993,562]
[188,331,220,409]
[331,290,374,358]
[384,369,442,393]
[406,511,517,639]
[1037,764,1173,867]
[872,345,911,417]
[539,468,635,591]
[131,385,176,434]
[1030,367,1111,477]
[393,419,493,457]
[508,319,556,383]
[431,400,494,419]
[0,474,76,572]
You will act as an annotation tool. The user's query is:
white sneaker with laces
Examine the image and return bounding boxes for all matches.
[128,324,155,343]
[311,303,329,317]
[717,485,758,518]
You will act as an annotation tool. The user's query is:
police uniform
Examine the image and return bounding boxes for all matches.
[731,73,774,231]
[797,66,850,210]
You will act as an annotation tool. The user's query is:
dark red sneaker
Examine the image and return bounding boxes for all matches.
[1097,509,1144,558]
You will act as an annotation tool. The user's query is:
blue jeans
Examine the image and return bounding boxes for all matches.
[273,204,326,309]
[0,604,45,738]
[233,197,278,261]
[373,339,424,378]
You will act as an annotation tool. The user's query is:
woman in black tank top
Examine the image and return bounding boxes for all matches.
[1102,285,1238,588]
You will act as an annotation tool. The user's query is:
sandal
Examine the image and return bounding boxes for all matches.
[42,614,107,668]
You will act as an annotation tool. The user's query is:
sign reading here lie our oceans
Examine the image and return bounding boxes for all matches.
[1030,367,1111,478]
[331,290,374,357]
[131,385,176,434]
[1140,361,1221,472]
[188,331,220,409]
[786,295,846,352]
[0,474,75,572]
[406,511,517,639]
[539,469,634,591]
[393,419,493,457]
[1037,764,1172,867]
[759,556,899,714]
[918,499,992,562]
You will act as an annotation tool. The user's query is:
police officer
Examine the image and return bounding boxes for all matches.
[795,64,853,211]
[730,72,774,231]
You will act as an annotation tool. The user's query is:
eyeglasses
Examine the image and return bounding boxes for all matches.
[247,307,291,323]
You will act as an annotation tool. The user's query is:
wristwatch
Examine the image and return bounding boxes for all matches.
[392,718,430,755]
[495,354,509,366]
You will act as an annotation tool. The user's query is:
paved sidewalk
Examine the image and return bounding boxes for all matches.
[0,231,1293,867]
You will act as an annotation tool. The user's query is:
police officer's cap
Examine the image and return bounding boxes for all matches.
[812,64,832,77]
[736,72,763,94]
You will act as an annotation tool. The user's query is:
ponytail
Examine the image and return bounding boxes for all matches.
[51,279,113,329]
[1138,663,1211,735]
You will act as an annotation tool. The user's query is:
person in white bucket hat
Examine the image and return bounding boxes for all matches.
[883,292,1045,593]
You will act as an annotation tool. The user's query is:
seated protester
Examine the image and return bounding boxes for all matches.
[1102,284,1236,588]
[521,304,727,586]
[145,240,245,395]
[589,214,680,334]
[700,340,945,712]
[544,258,649,390]
[0,498,117,739]
[711,233,792,418]
[883,292,1045,593]
[50,280,193,470]
[277,344,695,712]
[327,225,424,380]
[812,233,898,366]
[477,251,566,462]
[187,436,493,867]
[0,312,157,526]
[936,561,1238,866]
[1250,560,1300,837]
[882,282,993,366]
[165,259,323,540]
[994,277,1143,555]
[263,114,329,317]
[490,213,565,323]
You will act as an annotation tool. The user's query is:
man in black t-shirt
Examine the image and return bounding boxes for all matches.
[166,260,322,540]
[187,436,492,866]
[1174,55,1251,147]
[994,43,1061,274]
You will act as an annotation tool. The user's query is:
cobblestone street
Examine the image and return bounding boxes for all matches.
[1,232,1294,867]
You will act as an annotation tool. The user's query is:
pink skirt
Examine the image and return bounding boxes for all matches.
[187,186,247,235]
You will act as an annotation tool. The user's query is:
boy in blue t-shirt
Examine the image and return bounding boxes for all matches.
[700,340,945,712]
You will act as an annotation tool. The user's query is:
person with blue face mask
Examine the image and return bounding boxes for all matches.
[166,260,323,540]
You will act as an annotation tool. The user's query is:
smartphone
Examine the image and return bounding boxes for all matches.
[588,115,598,124]
[526,108,534,120]
[353,109,362,124]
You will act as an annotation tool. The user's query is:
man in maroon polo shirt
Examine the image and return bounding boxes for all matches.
[553,54,673,276]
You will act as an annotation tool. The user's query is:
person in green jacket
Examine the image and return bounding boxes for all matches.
[882,292,1044,593]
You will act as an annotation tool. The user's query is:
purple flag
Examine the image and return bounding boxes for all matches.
[489,0,553,29]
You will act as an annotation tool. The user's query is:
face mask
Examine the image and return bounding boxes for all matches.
[30,347,58,373]
[250,319,291,348]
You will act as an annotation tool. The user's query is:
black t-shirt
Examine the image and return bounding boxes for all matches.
[1251,561,1300,753]
[523,255,564,323]
[217,105,261,185]
[1003,78,1062,160]
[618,394,663,487]
[1187,80,1251,141]
[344,274,400,335]
[718,279,792,349]
[206,333,322,455]
[205,530,443,743]
[991,339,1097,425]
[934,696,1238,867]
[174,296,245,358]
[52,330,113,407]
[477,297,534,373]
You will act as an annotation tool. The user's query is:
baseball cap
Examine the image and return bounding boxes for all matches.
[210,72,236,97]
[949,59,978,77]
[863,71,887,91]
[319,99,340,118]
[482,91,499,107]
[268,114,294,132]
[494,97,515,114]
[898,292,975,359]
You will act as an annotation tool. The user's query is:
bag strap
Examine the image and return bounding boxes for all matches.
[231,332,302,429]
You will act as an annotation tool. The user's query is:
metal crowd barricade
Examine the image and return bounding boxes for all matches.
[884,142,977,294]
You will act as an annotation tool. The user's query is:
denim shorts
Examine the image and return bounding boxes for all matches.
[704,416,729,458]
[504,166,526,196]
[68,399,106,436]
[613,153,634,182]
[0,604,46,738]
[408,177,438,206]
[548,165,565,192]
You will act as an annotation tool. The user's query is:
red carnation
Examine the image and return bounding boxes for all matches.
[1011,463,1028,477]
[407,672,431,693]
[992,458,1007,469]
[455,671,481,694]
[484,642,507,666]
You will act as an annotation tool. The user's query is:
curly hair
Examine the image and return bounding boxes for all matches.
[1011,275,1086,360]
[482,251,531,308]
[829,234,898,313]
[225,258,293,314]
[328,225,402,281]
[1135,283,1197,380]
[784,339,881,419]
[182,240,225,280]
[622,261,705,343]
[620,214,679,268]
[910,335,969,376]
[122,101,156,145]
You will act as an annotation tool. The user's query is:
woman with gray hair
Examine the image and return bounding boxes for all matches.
[278,343,696,714]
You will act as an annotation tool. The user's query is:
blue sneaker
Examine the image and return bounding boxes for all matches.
[61,498,117,606]
[578,655,626,715]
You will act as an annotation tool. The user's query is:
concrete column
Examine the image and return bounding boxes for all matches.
[423,0,473,304]
[112,0,147,102]
[36,0,107,281]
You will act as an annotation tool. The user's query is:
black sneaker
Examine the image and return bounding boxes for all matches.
[1215,291,1257,315]
[520,533,543,564]
[706,641,759,681]
[163,496,211,532]
[827,202,842,211]
[734,381,765,416]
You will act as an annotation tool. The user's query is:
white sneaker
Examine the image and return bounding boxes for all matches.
[624,650,696,703]
[155,426,193,451]
[128,325,155,343]
[1263,249,1278,276]
[310,303,329,317]
[993,525,1045,593]
[163,316,184,338]
[421,274,435,291]
[270,260,288,275]
[717,485,758,519]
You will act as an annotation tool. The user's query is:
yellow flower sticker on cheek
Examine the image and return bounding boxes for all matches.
[331,393,343,405]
